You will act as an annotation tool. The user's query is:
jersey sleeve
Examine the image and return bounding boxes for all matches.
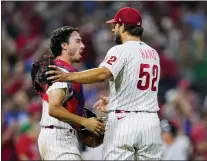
[46,67,68,93]
[99,46,126,80]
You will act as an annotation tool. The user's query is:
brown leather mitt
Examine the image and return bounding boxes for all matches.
[78,108,106,147]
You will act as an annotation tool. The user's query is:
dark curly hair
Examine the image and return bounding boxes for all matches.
[49,26,79,57]
[124,24,144,37]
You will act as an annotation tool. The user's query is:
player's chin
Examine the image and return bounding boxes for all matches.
[74,55,82,62]
[74,58,81,63]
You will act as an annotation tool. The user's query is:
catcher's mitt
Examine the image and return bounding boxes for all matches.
[77,108,106,148]
[31,54,55,95]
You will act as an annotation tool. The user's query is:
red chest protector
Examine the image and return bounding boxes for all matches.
[42,59,85,118]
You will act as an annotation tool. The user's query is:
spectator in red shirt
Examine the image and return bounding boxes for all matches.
[16,103,41,160]
[2,113,19,161]
[16,124,40,160]
[191,109,207,160]
[156,46,180,104]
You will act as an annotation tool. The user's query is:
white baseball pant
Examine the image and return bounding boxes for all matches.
[102,111,163,160]
[38,127,81,160]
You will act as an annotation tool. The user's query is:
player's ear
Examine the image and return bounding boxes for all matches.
[61,42,68,51]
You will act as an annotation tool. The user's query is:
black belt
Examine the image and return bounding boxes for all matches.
[43,125,54,129]
[114,110,157,114]
[42,125,77,135]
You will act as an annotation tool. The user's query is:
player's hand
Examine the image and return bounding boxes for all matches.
[93,95,109,113]
[82,117,105,136]
[46,65,69,83]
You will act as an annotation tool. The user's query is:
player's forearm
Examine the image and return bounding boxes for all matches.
[66,67,111,84]
[48,106,86,126]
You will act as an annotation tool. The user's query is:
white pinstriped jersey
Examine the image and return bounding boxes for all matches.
[99,41,160,112]
[39,67,73,129]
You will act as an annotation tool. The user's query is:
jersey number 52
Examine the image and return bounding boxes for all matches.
[137,63,159,91]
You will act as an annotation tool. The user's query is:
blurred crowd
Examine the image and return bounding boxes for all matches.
[1,1,207,161]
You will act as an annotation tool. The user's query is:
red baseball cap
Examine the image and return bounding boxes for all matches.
[106,7,142,26]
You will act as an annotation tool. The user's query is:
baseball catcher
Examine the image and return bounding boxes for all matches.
[31,54,105,148]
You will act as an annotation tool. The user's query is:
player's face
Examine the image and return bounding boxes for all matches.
[67,31,85,63]
[112,23,122,44]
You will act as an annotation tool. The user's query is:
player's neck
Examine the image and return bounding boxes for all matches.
[122,34,141,43]
[56,55,72,65]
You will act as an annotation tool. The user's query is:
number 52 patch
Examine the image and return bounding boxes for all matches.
[103,56,117,65]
